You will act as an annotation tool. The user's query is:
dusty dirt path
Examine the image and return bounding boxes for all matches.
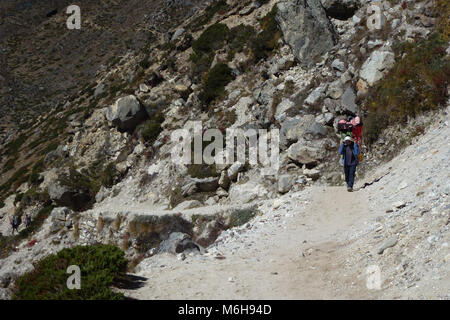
[122,186,382,300]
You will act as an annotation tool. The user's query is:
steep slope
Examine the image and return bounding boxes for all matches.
[0,0,448,299]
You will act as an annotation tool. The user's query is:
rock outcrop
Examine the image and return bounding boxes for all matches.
[276,0,337,67]
[105,95,148,131]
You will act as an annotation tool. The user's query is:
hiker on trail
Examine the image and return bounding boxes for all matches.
[11,214,21,235]
[25,214,31,228]
[338,136,361,192]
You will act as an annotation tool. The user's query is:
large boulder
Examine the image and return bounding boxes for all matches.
[278,174,295,193]
[287,142,325,166]
[359,50,396,86]
[229,182,267,204]
[50,207,73,233]
[320,0,359,20]
[280,114,315,146]
[105,95,148,131]
[48,182,91,211]
[276,0,337,68]
[339,87,358,114]
[157,232,200,254]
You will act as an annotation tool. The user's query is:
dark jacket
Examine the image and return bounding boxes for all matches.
[339,142,360,166]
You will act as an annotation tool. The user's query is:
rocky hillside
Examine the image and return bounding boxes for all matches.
[0,0,448,299]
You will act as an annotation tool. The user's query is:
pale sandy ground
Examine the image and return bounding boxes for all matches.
[120,186,382,299]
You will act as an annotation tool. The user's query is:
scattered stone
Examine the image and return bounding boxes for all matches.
[377,236,398,254]
[139,83,149,93]
[171,28,185,42]
[331,59,345,72]
[393,201,406,209]
[278,175,295,194]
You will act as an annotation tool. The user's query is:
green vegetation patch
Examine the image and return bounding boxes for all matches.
[364,33,449,145]
[12,245,127,300]
[189,0,230,31]
[199,63,234,108]
[250,5,282,62]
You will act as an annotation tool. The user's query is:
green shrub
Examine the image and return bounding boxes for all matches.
[187,164,220,179]
[2,157,17,173]
[191,23,230,78]
[12,245,127,300]
[189,0,229,31]
[141,114,164,144]
[250,5,282,62]
[0,165,29,195]
[139,54,152,69]
[3,133,28,156]
[364,33,449,145]
[229,208,255,228]
[199,63,234,107]
[363,112,389,145]
[192,23,230,56]
[29,159,45,186]
[228,24,256,59]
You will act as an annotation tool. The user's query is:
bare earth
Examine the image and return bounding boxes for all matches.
[122,186,381,300]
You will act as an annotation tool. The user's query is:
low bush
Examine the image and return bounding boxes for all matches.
[191,23,230,78]
[250,5,282,62]
[229,208,255,228]
[141,113,164,144]
[12,245,127,300]
[199,63,234,107]
[364,33,449,145]
[188,0,229,31]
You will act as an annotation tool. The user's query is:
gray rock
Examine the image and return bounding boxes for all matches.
[377,236,398,254]
[359,50,395,86]
[94,83,105,97]
[274,99,295,122]
[331,59,345,72]
[287,143,324,166]
[181,182,197,197]
[280,115,315,146]
[304,122,328,139]
[278,174,295,194]
[303,168,321,180]
[174,200,202,211]
[51,207,71,222]
[305,85,326,106]
[276,0,337,68]
[216,187,229,198]
[227,162,245,181]
[105,95,148,131]
[139,83,149,93]
[253,81,275,106]
[171,28,185,42]
[339,87,358,114]
[158,232,200,254]
[95,186,110,203]
[190,177,220,192]
[327,80,344,99]
[48,183,91,211]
